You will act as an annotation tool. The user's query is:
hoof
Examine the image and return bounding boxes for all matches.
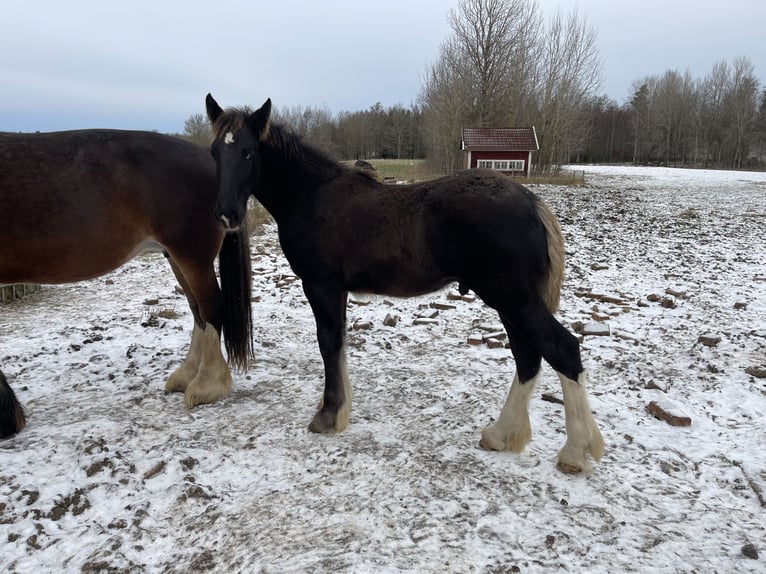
[556,425,604,474]
[556,460,586,474]
[183,372,232,408]
[479,421,531,453]
[165,369,191,393]
[309,408,341,434]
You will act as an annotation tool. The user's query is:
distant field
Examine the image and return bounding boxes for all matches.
[348,159,434,182]
[347,159,585,185]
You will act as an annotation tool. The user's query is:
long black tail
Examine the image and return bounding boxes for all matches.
[0,369,26,438]
[218,226,253,371]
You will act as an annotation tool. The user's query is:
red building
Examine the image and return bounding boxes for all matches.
[461,127,539,177]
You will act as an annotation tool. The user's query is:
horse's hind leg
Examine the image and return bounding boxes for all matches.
[303,282,352,433]
[511,302,603,472]
[0,369,26,438]
[556,370,604,474]
[480,328,542,453]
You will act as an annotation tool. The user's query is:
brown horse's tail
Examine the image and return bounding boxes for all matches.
[535,198,565,312]
[0,369,26,438]
[218,225,253,371]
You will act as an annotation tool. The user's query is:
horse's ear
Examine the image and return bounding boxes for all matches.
[248,98,272,140]
[206,93,223,124]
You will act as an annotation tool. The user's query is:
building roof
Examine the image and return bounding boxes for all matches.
[461,127,539,151]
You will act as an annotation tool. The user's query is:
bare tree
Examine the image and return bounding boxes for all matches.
[420,0,601,171]
[183,113,211,146]
[535,7,602,167]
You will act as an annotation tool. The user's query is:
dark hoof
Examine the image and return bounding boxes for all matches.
[308,408,338,434]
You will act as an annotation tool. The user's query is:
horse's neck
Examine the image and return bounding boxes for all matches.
[258,136,339,220]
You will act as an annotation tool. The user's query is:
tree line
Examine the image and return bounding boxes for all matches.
[579,57,766,168]
[184,0,765,172]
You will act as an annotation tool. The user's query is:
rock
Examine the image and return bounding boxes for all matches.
[383,313,399,328]
[415,309,439,320]
[461,293,476,303]
[697,334,721,347]
[742,543,759,559]
[734,302,747,310]
[475,323,504,333]
[661,296,677,309]
[430,302,457,310]
[467,333,483,346]
[665,287,687,299]
[413,318,439,326]
[646,401,692,427]
[482,331,507,342]
[647,293,661,302]
[447,291,463,301]
[352,320,373,331]
[486,337,505,349]
[590,263,609,270]
[581,323,611,336]
[745,365,766,379]
[143,298,159,306]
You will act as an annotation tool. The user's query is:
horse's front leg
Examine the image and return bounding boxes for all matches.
[303,282,351,433]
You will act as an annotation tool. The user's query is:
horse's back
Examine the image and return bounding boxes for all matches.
[0,130,217,284]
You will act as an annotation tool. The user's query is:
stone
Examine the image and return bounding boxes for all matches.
[697,334,721,347]
[383,313,399,328]
[665,287,687,299]
[352,320,373,331]
[415,309,439,319]
[734,302,747,310]
[467,333,483,346]
[646,401,692,427]
[745,365,766,379]
[581,323,611,336]
[430,302,457,311]
[482,331,507,342]
[661,296,677,309]
[413,318,439,326]
[486,337,505,349]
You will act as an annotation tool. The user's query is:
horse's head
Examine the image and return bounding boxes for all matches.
[206,93,272,230]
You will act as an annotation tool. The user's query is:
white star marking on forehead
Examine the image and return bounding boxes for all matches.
[224,132,235,145]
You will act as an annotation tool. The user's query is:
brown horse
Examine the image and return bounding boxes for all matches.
[205,94,604,473]
[0,129,253,438]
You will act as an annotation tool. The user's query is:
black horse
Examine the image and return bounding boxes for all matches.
[0,129,253,438]
[206,95,603,472]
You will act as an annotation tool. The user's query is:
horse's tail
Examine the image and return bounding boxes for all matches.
[218,226,253,371]
[0,369,26,438]
[535,198,565,313]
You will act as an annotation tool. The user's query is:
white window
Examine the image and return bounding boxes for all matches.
[477,159,525,171]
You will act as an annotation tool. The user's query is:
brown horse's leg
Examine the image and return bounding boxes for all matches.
[303,282,352,433]
[166,254,232,407]
[0,369,26,438]
[165,323,205,393]
[165,258,206,393]
[184,324,232,408]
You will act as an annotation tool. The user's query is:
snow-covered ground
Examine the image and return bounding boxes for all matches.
[1,165,765,573]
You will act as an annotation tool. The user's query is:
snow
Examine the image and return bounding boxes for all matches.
[1,165,765,572]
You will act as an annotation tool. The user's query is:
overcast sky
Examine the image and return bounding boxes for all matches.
[1,0,764,133]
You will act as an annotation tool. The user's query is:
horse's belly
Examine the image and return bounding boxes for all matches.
[0,237,162,284]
